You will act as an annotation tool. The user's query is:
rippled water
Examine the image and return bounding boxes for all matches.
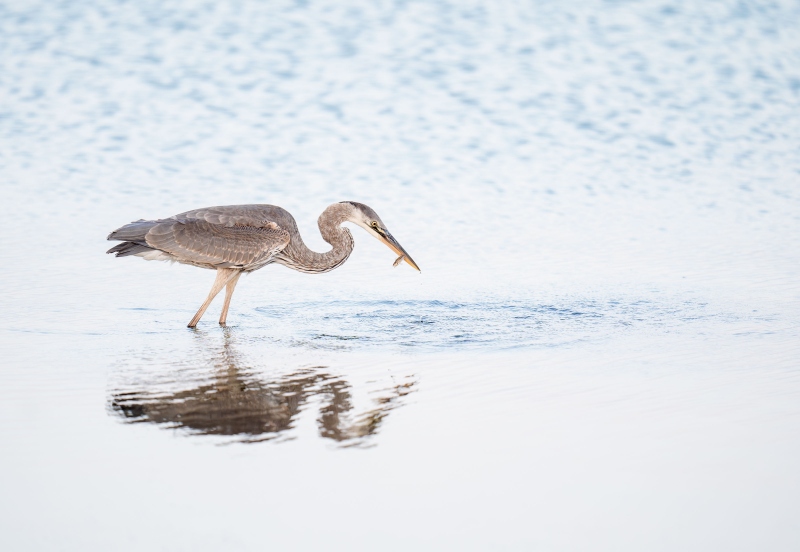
[2,0,800,550]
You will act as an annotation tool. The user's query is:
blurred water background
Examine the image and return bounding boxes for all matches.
[1,0,799,550]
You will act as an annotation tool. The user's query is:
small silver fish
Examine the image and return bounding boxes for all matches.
[393,255,405,267]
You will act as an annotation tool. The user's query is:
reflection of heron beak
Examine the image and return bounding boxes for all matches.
[378,229,420,272]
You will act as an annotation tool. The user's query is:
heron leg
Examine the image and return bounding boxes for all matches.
[218,271,242,326]
[188,268,239,328]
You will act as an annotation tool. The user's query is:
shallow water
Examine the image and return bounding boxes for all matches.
[1,0,800,550]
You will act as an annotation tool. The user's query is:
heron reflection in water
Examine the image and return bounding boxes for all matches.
[109,331,416,445]
[107,202,420,327]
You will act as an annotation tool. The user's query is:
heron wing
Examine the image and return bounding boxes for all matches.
[144,217,290,268]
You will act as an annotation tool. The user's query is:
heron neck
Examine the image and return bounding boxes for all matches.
[282,203,354,274]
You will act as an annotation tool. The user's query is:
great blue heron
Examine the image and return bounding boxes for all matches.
[107,201,420,327]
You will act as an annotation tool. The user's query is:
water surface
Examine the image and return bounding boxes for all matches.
[1,0,799,550]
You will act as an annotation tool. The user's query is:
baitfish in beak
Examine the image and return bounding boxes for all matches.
[365,221,420,272]
[379,229,420,272]
[354,205,421,272]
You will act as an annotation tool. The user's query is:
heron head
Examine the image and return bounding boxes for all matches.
[340,201,421,272]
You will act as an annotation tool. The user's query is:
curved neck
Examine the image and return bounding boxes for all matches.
[280,203,354,274]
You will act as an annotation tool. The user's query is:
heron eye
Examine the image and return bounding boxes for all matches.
[371,221,379,228]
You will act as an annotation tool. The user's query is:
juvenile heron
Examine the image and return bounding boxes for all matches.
[107,202,419,327]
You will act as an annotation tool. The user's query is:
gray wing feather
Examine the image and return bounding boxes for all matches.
[144,219,289,269]
[108,205,293,269]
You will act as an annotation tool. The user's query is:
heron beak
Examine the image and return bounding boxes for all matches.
[378,229,420,272]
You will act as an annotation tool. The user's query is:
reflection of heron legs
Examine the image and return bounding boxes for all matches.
[219,271,242,326]
[188,268,240,328]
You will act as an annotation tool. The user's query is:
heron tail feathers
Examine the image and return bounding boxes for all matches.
[106,242,154,257]
[107,220,158,242]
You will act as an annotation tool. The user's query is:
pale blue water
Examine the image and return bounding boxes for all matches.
[1,0,799,550]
